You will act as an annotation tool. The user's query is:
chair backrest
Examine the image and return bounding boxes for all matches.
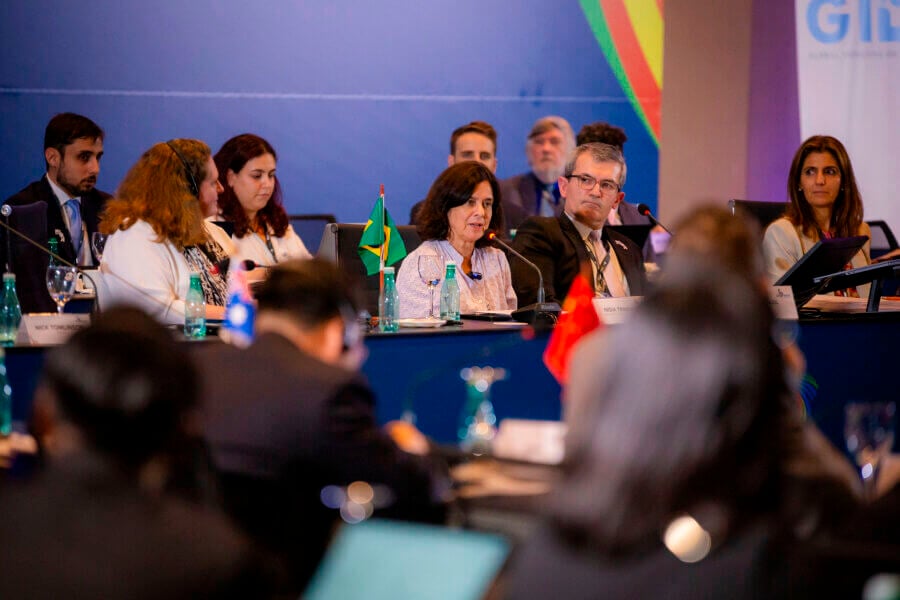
[288,214,337,256]
[728,199,788,229]
[866,220,898,259]
[305,519,510,600]
[4,200,56,313]
[318,223,422,315]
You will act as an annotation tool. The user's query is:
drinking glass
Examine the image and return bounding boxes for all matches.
[845,401,896,499]
[46,265,78,314]
[417,255,442,319]
[91,232,108,261]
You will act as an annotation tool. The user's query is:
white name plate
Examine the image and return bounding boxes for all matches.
[593,296,642,325]
[769,285,799,320]
[17,313,91,346]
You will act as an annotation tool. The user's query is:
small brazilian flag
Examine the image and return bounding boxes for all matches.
[357,192,407,276]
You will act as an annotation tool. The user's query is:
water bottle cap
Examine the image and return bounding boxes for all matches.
[383,266,395,274]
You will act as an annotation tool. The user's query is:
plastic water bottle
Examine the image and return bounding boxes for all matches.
[0,273,22,346]
[0,349,11,437]
[48,236,59,266]
[184,272,206,339]
[379,266,399,332]
[440,261,460,321]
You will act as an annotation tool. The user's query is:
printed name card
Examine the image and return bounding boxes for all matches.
[769,286,799,320]
[593,296,642,325]
[16,313,91,346]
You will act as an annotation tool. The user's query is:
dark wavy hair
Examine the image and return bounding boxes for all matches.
[552,260,790,554]
[416,162,503,248]
[214,133,289,238]
[786,135,863,240]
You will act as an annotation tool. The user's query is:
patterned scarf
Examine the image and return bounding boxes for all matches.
[182,237,229,306]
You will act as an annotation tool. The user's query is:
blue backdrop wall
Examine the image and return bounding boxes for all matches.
[1,1,659,232]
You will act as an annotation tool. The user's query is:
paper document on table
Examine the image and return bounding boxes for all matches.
[804,295,900,313]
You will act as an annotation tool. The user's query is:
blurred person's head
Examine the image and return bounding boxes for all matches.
[560,143,626,230]
[253,258,365,369]
[448,121,498,173]
[576,121,627,150]
[417,161,503,249]
[526,116,575,184]
[215,133,289,239]
[667,205,765,285]
[786,135,863,240]
[35,307,199,473]
[100,139,222,248]
[43,112,105,197]
[553,260,790,554]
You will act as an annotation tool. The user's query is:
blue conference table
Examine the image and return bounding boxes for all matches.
[5,314,899,448]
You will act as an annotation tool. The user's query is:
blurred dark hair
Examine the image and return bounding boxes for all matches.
[254,257,361,328]
[449,121,497,155]
[416,162,503,247]
[552,260,790,554]
[668,205,765,283]
[786,135,863,240]
[576,121,627,150]
[40,307,198,469]
[214,133,289,238]
[43,112,104,168]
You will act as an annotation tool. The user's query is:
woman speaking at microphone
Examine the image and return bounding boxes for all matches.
[99,139,234,324]
[396,161,516,317]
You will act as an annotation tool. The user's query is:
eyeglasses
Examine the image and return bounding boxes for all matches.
[567,173,620,194]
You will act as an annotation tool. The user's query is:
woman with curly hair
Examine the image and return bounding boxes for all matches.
[100,138,234,324]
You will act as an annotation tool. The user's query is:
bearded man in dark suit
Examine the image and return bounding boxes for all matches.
[511,143,647,305]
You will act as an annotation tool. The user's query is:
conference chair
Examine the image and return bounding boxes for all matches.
[728,199,788,230]
[4,200,52,313]
[318,223,422,315]
[288,213,337,256]
[866,220,898,260]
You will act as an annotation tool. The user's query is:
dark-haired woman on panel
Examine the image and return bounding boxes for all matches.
[763,135,871,296]
[100,139,234,324]
[214,133,311,266]
[396,161,516,317]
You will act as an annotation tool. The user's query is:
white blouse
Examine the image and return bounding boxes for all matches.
[231,224,312,267]
[396,240,517,318]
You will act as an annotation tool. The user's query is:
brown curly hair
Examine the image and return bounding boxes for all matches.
[99,139,211,249]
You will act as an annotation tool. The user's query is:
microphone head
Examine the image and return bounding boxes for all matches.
[1,205,11,217]
[486,231,497,241]
[240,259,258,271]
[636,203,652,216]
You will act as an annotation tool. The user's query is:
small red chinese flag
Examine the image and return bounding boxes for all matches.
[542,272,602,386]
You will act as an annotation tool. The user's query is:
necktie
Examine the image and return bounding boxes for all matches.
[585,230,611,297]
[64,198,83,261]
[539,185,557,217]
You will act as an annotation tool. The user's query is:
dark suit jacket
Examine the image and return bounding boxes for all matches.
[195,333,446,592]
[0,450,268,599]
[499,172,554,231]
[614,200,656,263]
[510,214,647,306]
[2,176,111,312]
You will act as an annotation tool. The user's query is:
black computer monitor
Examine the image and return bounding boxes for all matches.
[775,236,868,306]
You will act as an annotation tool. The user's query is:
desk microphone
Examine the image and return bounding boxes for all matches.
[486,231,560,325]
[1,205,12,272]
[1,204,101,312]
[637,203,673,235]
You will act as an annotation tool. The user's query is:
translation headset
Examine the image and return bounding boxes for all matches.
[165,140,200,197]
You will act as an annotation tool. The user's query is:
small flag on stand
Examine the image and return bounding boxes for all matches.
[221,264,255,348]
[357,185,407,276]
[543,272,602,386]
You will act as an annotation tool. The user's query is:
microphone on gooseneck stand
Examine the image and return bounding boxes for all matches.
[1,205,12,273]
[636,203,674,236]
[486,231,560,325]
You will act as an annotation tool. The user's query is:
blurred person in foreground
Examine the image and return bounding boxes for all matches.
[763,135,871,296]
[215,133,312,266]
[397,161,516,317]
[506,260,865,599]
[195,258,448,594]
[100,139,235,324]
[0,307,268,598]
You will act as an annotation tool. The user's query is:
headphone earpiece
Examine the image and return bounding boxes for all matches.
[165,140,200,197]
